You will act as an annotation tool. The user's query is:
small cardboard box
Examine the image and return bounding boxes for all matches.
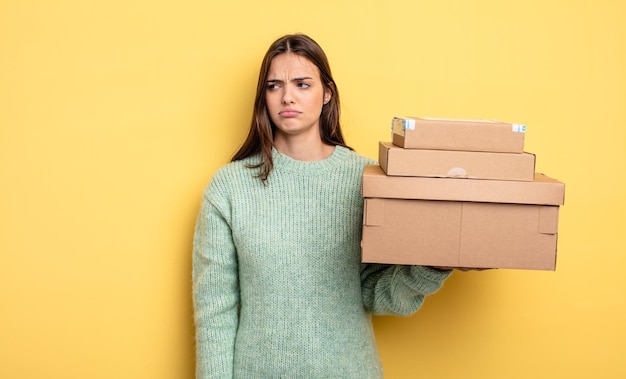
[392,116,526,153]
[361,165,565,270]
[362,165,564,205]
[361,198,560,270]
[379,141,536,181]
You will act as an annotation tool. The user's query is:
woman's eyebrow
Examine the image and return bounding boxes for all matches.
[266,76,313,83]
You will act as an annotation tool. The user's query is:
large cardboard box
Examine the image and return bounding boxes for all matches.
[362,198,560,270]
[392,116,526,153]
[361,165,565,270]
[379,141,536,181]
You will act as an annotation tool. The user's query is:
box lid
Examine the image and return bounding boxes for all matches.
[362,164,565,205]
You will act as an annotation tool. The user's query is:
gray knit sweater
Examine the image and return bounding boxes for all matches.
[192,146,451,378]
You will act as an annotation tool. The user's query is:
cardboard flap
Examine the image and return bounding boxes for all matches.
[378,142,391,174]
[364,198,385,226]
[539,206,559,234]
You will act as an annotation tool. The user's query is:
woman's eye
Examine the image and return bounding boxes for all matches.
[267,84,278,90]
[297,82,311,88]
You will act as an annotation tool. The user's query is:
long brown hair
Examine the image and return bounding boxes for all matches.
[231,33,351,182]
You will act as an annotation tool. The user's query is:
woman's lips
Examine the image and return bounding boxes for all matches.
[279,110,300,117]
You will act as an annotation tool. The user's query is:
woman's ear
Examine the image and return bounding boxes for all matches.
[323,84,333,104]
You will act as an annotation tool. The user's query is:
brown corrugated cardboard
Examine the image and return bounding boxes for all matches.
[392,116,526,153]
[361,198,559,270]
[379,141,536,181]
[362,165,565,205]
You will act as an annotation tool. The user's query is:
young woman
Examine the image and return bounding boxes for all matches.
[192,33,452,378]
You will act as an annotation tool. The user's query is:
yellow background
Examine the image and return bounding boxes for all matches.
[1,0,624,378]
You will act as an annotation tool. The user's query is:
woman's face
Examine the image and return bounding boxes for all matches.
[265,53,331,141]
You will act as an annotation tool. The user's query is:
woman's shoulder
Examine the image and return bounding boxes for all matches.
[214,157,256,176]
[337,145,377,167]
[205,156,261,194]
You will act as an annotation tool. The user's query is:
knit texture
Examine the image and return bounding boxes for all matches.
[192,146,451,378]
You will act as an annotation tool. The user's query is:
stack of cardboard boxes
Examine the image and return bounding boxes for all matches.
[361,116,565,270]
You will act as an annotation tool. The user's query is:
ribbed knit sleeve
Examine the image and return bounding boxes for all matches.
[356,156,452,316]
[192,172,240,379]
[360,264,452,316]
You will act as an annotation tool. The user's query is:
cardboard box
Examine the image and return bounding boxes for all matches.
[379,141,536,181]
[392,116,526,153]
[360,164,565,270]
[361,198,559,270]
[362,165,565,206]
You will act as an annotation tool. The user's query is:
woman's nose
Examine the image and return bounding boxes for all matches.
[281,86,294,104]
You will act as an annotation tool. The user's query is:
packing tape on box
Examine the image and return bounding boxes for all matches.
[392,117,415,132]
[512,124,526,133]
[446,167,469,178]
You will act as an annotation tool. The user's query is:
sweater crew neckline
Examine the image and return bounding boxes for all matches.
[272,145,349,175]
